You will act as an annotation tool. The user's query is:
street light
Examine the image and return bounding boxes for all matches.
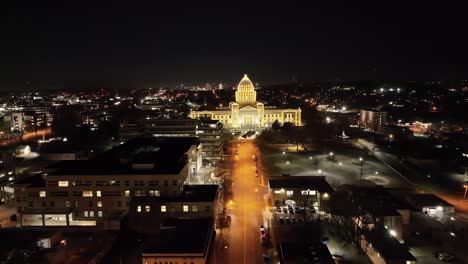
[329,152,333,156]
[359,157,364,180]
[375,171,379,175]
[282,151,286,155]
[338,162,342,166]
[318,169,322,176]
[463,182,468,199]
[286,161,290,165]
[309,156,312,160]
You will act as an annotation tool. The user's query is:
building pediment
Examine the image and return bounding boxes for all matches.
[239,105,258,111]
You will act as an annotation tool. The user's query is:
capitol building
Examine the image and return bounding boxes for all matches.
[190,74,302,130]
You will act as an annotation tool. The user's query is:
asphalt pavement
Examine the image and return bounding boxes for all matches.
[211,139,267,264]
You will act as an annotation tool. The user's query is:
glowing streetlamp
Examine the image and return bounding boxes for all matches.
[318,169,322,176]
[286,161,290,165]
[375,171,379,175]
[329,152,334,157]
[463,182,468,199]
[282,151,286,155]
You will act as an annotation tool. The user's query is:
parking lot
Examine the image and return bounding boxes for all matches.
[270,204,325,225]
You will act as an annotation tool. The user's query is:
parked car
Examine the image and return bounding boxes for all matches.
[279,217,285,224]
[282,208,288,213]
[285,217,291,224]
[433,252,455,262]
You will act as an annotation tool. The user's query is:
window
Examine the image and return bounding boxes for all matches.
[89,201,93,207]
[74,201,79,207]
[161,205,167,212]
[84,211,89,217]
[274,190,281,194]
[117,201,122,207]
[124,180,130,186]
[39,191,46,197]
[205,206,211,212]
[89,211,94,217]
[50,201,55,207]
[163,180,168,187]
[149,190,160,197]
[65,201,70,207]
[301,190,308,195]
[183,205,189,212]
[82,191,93,197]
[125,190,130,197]
[96,191,101,197]
[145,205,151,212]
[97,201,102,207]
[172,180,177,186]
[137,206,141,212]
[309,190,316,195]
[192,205,198,212]
[41,201,46,207]
[98,211,103,217]
[135,190,145,197]
[286,190,293,197]
[58,181,69,187]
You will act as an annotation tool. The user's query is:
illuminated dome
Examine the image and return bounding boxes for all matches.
[237,74,255,92]
[235,74,256,104]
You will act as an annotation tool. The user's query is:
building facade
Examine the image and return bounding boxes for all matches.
[120,119,224,160]
[359,110,387,131]
[14,137,203,228]
[190,74,302,130]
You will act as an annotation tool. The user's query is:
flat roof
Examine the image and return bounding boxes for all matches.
[15,173,46,188]
[134,185,219,203]
[365,229,416,261]
[269,176,334,193]
[49,137,199,176]
[279,242,334,264]
[142,218,214,254]
[406,193,454,208]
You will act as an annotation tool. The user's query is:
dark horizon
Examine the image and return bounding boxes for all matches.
[2,2,468,90]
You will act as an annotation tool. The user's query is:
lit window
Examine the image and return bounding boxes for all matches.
[301,190,308,195]
[98,211,103,217]
[145,205,151,212]
[65,201,70,207]
[96,191,101,197]
[161,205,167,212]
[274,190,281,194]
[125,190,130,197]
[154,190,160,196]
[183,205,189,212]
[82,191,93,197]
[137,206,141,212]
[309,190,316,195]
[58,181,69,187]
[39,191,46,197]
[97,201,102,207]
[84,211,89,217]
[286,191,294,197]
[192,205,198,212]
[89,211,94,217]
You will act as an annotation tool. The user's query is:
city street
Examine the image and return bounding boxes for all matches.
[212,139,267,264]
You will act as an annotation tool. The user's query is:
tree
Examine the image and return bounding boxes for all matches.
[272,120,281,130]
[325,188,376,251]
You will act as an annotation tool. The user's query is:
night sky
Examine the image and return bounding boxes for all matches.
[1,2,467,90]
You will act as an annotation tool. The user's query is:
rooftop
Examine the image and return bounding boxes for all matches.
[269,176,334,193]
[134,184,219,203]
[142,218,214,255]
[279,242,335,264]
[406,193,454,208]
[49,137,199,176]
[364,229,416,261]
